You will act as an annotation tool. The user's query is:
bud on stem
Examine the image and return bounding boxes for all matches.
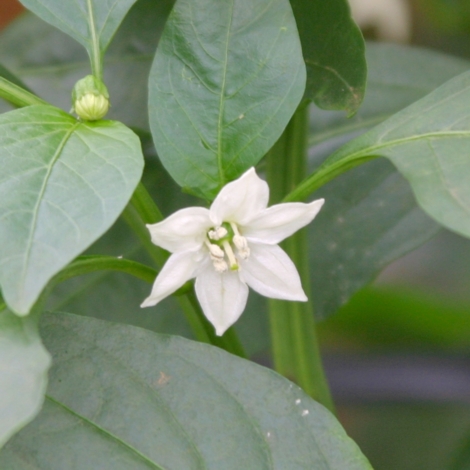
[71,75,110,121]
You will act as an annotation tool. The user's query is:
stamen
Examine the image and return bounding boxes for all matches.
[230,222,241,237]
[206,241,224,259]
[222,240,239,270]
[213,258,228,273]
[234,235,250,259]
[208,226,228,241]
[230,223,250,260]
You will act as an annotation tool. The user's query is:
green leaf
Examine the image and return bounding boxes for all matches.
[0,0,172,129]
[308,158,439,320]
[19,0,139,77]
[47,156,197,339]
[149,0,306,198]
[318,69,470,239]
[0,105,143,315]
[0,313,372,469]
[304,44,470,319]
[47,216,193,340]
[309,43,470,149]
[0,309,50,448]
[290,0,367,115]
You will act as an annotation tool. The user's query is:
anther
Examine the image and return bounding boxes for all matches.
[206,241,224,259]
[205,240,228,272]
[234,235,250,259]
[213,258,228,273]
[208,226,228,241]
[230,223,250,260]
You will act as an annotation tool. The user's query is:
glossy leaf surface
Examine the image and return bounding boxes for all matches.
[0,309,50,448]
[0,105,143,315]
[321,69,470,239]
[290,0,367,115]
[0,313,372,469]
[307,45,470,318]
[149,0,306,198]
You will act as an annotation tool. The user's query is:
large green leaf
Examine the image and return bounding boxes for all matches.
[0,0,172,129]
[290,0,366,115]
[0,308,50,448]
[309,158,439,319]
[0,105,143,315]
[149,0,306,198]
[0,313,372,468]
[19,0,138,58]
[306,44,470,319]
[317,69,470,239]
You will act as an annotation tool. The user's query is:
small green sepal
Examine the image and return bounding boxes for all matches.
[71,75,110,121]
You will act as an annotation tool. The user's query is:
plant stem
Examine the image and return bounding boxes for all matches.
[53,255,157,285]
[123,182,247,358]
[283,154,376,203]
[87,0,103,80]
[0,77,48,108]
[265,105,334,412]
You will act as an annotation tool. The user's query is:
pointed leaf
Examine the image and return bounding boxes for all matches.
[0,313,372,469]
[321,70,470,239]
[290,0,367,115]
[18,0,138,56]
[149,0,306,198]
[0,105,144,315]
[0,308,50,448]
[306,44,470,319]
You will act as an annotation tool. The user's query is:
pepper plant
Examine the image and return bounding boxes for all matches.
[0,0,469,467]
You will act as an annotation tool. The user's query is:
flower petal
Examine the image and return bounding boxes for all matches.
[146,207,212,253]
[240,243,307,301]
[195,264,249,336]
[141,251,199,307]
[242,199,325,244]
[210,167,269,226]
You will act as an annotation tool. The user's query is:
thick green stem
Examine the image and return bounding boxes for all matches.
[0,77,49,108]
[124,182,247,358]
[266,106,334,411]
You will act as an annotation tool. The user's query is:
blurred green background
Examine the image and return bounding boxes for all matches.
[313,1,470,468]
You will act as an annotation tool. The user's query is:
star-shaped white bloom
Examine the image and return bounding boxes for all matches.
[141,167,324,336]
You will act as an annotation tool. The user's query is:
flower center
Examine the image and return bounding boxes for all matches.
[206,222,250,272]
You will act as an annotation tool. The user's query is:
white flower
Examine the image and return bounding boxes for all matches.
[141,167,324,336]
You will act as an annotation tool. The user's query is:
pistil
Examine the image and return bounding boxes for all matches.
[222,240,239,270]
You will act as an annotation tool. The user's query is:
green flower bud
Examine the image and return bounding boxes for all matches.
[72,75,110,121]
